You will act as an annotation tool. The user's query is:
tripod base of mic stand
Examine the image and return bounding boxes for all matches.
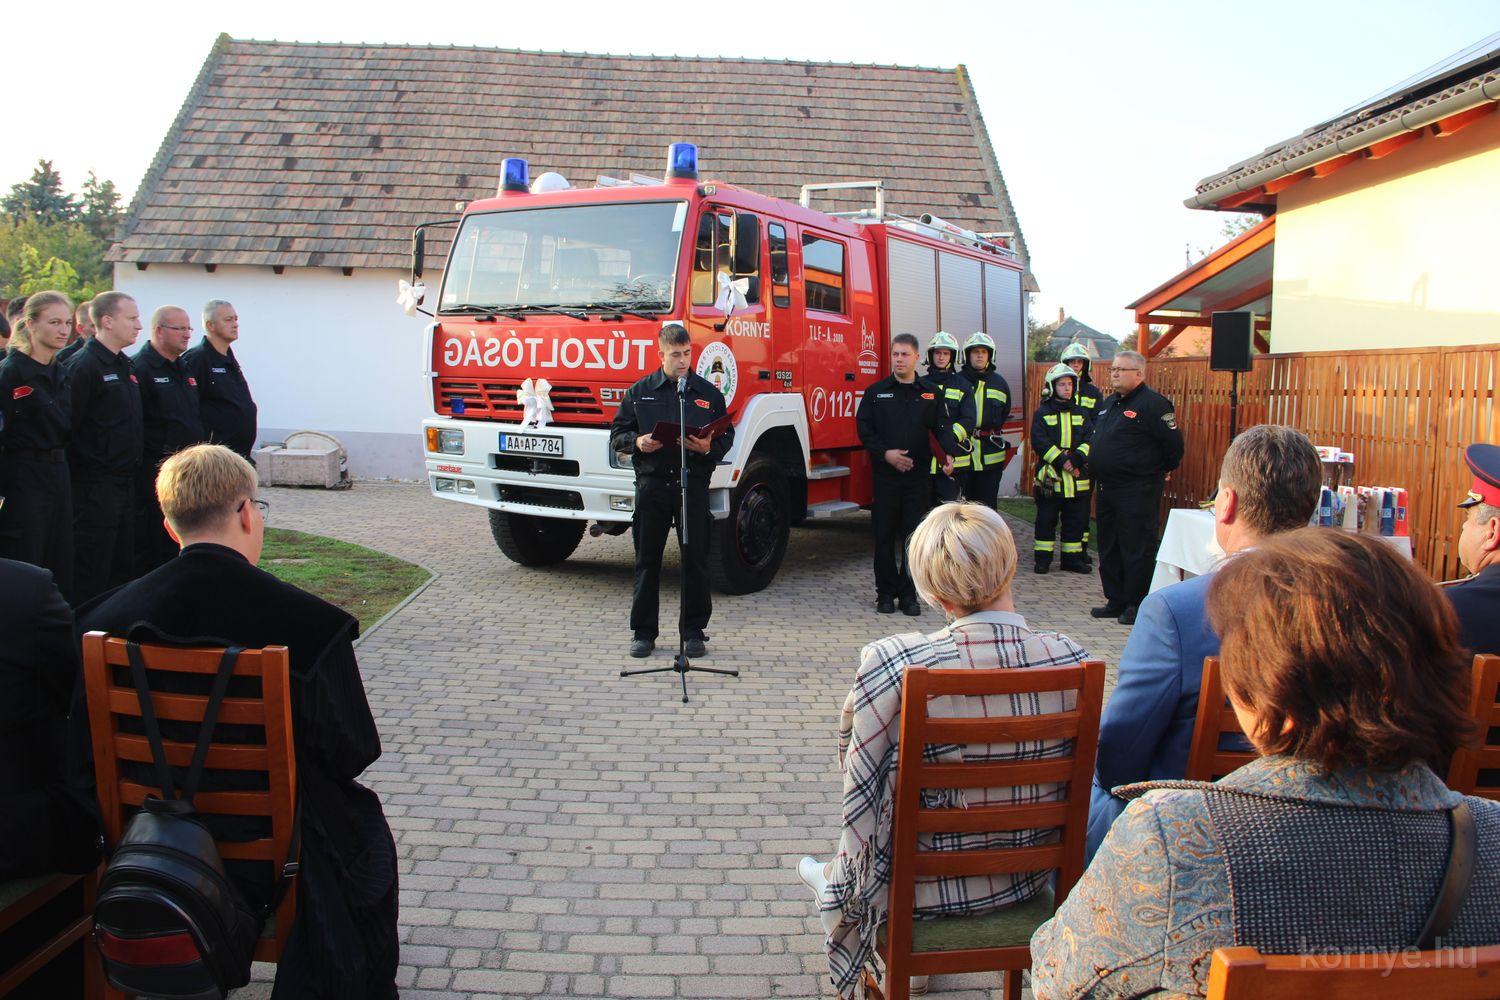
[621,649,739,703]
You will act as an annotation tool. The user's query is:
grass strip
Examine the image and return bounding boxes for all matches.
[259,528,430,633]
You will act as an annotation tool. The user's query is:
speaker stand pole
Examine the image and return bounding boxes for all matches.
[1229,369,1240,441]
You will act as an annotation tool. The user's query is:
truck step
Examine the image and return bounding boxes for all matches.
[807,464,851,480]
[806,500,863,518]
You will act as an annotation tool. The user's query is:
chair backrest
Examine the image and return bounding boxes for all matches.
[1206,944,1500,999]
[1448,653,1500,801]
[80,632,298,960]
[1185,657,1259,782]
[885,661,1106,968]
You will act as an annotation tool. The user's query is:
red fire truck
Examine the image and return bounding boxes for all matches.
[413,143,1027,594]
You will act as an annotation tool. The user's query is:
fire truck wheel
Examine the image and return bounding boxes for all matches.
[488,510,586,566]
[709,458,790,595]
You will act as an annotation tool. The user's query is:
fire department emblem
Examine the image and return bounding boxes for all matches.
[695,342,738,407]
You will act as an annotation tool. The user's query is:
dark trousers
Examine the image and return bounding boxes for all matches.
[934,469,963,504]
[0,457,74,600]
[1033,488,1091,568]
[631,475,711,642]
[965,465,1003,510]
[135,463,177,576]
[1097,478,1164,609]
[71,474,135,605]
[872,472,932,601]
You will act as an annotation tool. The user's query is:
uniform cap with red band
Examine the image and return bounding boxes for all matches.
[1457,444,1500,508]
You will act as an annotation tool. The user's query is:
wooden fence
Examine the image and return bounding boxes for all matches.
[1023,344,1500,581]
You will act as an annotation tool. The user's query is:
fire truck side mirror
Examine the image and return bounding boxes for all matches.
[412,229,426,280]
[732,215,760,276]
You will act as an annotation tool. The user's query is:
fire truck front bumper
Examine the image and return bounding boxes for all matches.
[423,418,644,522]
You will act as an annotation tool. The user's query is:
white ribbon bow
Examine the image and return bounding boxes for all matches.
[515,378,555,428]
[714,272,750,316]
[396,279,426,316]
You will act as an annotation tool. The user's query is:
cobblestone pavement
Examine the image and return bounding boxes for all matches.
[241,483,1131,1000]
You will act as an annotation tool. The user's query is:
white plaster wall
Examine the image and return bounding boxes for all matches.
[1271,112,1500,353]
[114,263,435,478]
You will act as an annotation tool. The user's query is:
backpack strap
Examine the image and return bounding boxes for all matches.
[126,641,180,801]
[124,642,245,806]
[178,646,244,804]
[1414,801,1477,950]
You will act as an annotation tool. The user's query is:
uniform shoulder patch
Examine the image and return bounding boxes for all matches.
[1162,412,1177,429]
[920,392,935,400]
[695,398,711,409]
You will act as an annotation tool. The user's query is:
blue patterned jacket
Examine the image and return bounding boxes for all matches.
[1032,755,1500,999]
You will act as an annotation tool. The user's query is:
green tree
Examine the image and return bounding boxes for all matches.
[0,218,111,300]
[79,171,122,242]
[1027,314,1060,362]
[2,159,80,223]
[16,246,83,298]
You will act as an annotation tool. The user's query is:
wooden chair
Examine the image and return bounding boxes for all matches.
[1449,654,1500,801]
[870,660,1106,1000]
[1206,944,1500,999]
[1185,657,1259,782]
[80,632,299,965]
[0,869,116,998]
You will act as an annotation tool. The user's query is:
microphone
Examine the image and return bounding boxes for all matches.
[677,375,688,394]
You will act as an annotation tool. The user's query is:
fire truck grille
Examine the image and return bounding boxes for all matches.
[493,455,581,477]
[434,379,603,419]
[498,485,585,511]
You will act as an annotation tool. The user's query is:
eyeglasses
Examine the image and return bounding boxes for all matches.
[238,497,270,522]
[1111,367,1142,373]
[160,324,193,332]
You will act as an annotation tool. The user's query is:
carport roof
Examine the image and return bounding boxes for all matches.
[110,35,1030,274]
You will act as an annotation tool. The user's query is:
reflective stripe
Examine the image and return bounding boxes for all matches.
[1076,479,1091,491]
[1077,442,1090,456]
[1060,414,1072,450]
[1080,396,1097,409]
[952,424,969,442]
[944,387,964,400]
[1034,540,1055,552]
[1042,414,1058,425]
[986,389,1007,401]
[1062,478,1076,499]
[1062,542,1084,553]
[1042,445,1062,463]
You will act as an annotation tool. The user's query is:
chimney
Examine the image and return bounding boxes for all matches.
[1057,307,1065,325]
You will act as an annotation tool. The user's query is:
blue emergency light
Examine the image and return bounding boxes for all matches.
[500,157,530,193]
[666,143,698,180]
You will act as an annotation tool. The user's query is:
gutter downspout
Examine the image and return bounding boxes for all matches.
[1186,75,1500,209]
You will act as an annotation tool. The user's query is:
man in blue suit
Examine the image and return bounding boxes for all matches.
[1086,425,1323,861]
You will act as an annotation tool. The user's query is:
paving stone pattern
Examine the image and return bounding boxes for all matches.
[240,484,1131,999]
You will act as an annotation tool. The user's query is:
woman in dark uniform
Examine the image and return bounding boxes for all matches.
[0,291,75,597]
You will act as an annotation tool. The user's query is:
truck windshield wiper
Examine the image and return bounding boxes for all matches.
[577,301,669,320]
[440,304,527,321]
[513,303,588,320]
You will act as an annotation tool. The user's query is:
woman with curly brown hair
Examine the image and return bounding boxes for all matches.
[1030,528,1500,999]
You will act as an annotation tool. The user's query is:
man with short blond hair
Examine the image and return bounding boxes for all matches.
[182,299,258,458]
[133,304,206,573]
[73,443,399,999]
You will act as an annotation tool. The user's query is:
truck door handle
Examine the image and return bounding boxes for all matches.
[845,372,856,382]
[758,371,771,380]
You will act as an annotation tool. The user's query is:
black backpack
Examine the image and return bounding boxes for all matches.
[93,642,298,1000]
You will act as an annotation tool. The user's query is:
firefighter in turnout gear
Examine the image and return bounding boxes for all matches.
[923,332,975,503]
[959,332,1013,510]
[1059,342,1101,567]
[1031,363,1093,574]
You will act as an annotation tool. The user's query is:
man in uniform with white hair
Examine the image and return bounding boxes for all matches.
[182,300,258,458]
[133,304,206,573]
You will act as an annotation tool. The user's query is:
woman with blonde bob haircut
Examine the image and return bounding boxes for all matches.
[797,502,1089,998]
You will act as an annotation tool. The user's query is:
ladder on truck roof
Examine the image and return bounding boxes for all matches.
[797,181,1018,261]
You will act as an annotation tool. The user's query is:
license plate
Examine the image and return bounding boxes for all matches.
[499,433,563,457]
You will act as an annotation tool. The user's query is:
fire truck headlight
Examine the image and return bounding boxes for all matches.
[435,477,456,493]
[610,495,634,512]
[457,479,476,495]
[435,429,464,454]
[666,143,698,180]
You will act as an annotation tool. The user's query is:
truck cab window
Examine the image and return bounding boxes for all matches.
[768,224,789,308]
[692,209,760,307]
[802,233,845,314]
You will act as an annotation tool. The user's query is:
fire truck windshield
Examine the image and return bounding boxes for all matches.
[439,201,686,314]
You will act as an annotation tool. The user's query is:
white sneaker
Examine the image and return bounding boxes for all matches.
[797,856,828,897]
[910,974,929,995]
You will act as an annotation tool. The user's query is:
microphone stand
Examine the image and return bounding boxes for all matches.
[621,374,739,702]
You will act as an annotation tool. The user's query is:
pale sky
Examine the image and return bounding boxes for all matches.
[7,1,1497,337]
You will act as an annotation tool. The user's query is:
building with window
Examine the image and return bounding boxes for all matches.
[112,35,1030,476]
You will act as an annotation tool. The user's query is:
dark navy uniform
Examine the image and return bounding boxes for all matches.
[0,351,74,598]
[133,342,206,574]
[609,370,734,645]
[55,336,88,365]
[960,361,1013,510]
[1089,382,1183,614]
[182,340,258,458]
[856,374,957,608]
[63,338,143,603]
[1447,444,1500,657]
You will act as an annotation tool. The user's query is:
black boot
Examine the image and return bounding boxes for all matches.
[1034,558,1050,574]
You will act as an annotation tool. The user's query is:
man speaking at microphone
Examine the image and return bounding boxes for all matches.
[610,323,734,659]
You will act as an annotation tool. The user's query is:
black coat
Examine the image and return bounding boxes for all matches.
[182,341,258,458]
[855,374,955,477]
[0,559,98,879]
[1089,383,1184,485]
[70,544,397,1000]
[608,369,734,479]
[1446,564,1500,658]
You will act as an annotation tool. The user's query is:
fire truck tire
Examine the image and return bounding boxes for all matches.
[488,510,586,566]
[709,458,790,595]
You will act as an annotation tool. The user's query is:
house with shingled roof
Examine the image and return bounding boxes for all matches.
[112,35,1031,477]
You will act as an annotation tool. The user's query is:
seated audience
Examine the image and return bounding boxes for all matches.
[1032,529,1500,999]
[69,444,398,1000]
[796,502,1088,998]
[1085,425,1321,861]
[0,559,98,878]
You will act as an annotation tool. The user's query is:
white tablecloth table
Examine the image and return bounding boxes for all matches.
[1149,508,1413,594]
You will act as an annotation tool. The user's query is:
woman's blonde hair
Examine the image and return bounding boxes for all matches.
[907,502,1018,615]
[12,290,74,355]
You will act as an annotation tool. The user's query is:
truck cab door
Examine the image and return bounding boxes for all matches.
[687,206,770,418]
[766,222,801,397]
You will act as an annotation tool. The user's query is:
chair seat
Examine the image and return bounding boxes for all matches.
[0,873,65,912]
[881,888,1055,954]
